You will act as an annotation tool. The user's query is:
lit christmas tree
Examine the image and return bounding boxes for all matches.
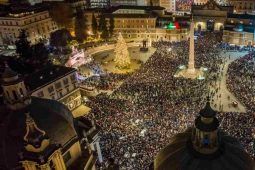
[114,32,131,68]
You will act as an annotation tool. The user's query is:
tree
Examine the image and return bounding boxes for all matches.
[15,30,32,59]
[92,13,98,36]
[98,15,108,40]
[101,28,109,40]
[109,16,115,38]
[14,32,50,73]
[31,42,50,64]
[114,33,130,68]
[75,9,88,43]
[50,29,72,48]
[98,14,106,32]
[50,3,73,30]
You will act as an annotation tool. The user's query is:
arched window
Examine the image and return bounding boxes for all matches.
[203,134,210,146]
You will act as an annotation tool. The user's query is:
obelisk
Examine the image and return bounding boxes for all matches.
[187,19,196,74]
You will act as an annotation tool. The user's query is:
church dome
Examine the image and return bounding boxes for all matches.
[154,100,254,170]
[154,128,254,170]
[0,97,77,169]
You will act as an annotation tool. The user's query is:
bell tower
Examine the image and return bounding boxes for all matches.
[1,64,31,110]
[191,98,220,154]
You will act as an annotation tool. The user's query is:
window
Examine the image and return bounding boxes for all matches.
[37,91,44,97]
[70,74,76,82]
[59,90,64,97]
[63,78,69,85]
[48,86,54,93]
[203,134,210,146]
[55,82,62,89]
[63,151,71,162]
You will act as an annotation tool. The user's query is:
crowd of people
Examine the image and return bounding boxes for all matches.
[227,52,255,112]
[85,32,254,169]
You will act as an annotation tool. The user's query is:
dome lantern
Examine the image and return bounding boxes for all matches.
[192,97,219,155]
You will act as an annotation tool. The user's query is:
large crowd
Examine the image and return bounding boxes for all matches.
[85,32,254,169]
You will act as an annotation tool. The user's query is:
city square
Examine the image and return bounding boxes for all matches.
[0,0,254,170]
[85,32,255,169]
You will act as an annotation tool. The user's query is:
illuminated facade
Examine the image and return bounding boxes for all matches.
[229,0,255,14]
[103,6,189,42]
[223,13,255,46]
[0,65,100,170]
[110,0,138,6]
[0,9,58,45]
[159,0,171,11]
[194,0,255,13]
[88,0,110,8]
[24,65,87,118]
[192,0,233,31]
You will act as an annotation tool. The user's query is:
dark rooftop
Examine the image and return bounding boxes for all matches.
[24,65,76,91]
[199,101,217,118]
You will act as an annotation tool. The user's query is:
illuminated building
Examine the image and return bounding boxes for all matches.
[24,65,90,118]
[109,0,151,6]
[159,0,171,11]
[110,0,138,6]
[102,6,189,42]
[229,0,255,14]
[66,0,87,13]
[194,0,255,14]
[154,99,254,170]
[194,0,208,4]
[88,0,110,8]
[0,7,58,45]
[0,64,101,170]
[192,0,233,31]
[223,13,255,46]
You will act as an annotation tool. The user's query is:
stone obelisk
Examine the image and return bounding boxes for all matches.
[174,17,205,79]
[187,19,195,74]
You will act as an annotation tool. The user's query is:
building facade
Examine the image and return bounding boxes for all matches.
[223,13,255,46]
[88,0,110,8]
[103,6,189,42]
[24,65,88,118]
[0,9,58,45]
[159,0,171,11]
[110,0,137,6]
[229,0,255,14]
[192,0,233,31]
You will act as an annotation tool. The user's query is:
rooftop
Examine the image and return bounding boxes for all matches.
[24,65,76,91]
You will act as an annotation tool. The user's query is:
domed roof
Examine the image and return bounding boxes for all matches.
[1,64,20,84]
[154,128,254,170]
[2,64,18,79]
[0,97,77,169]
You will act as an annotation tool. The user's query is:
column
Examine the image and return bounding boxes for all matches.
[188,20,195,72]
[95,141,103,163]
